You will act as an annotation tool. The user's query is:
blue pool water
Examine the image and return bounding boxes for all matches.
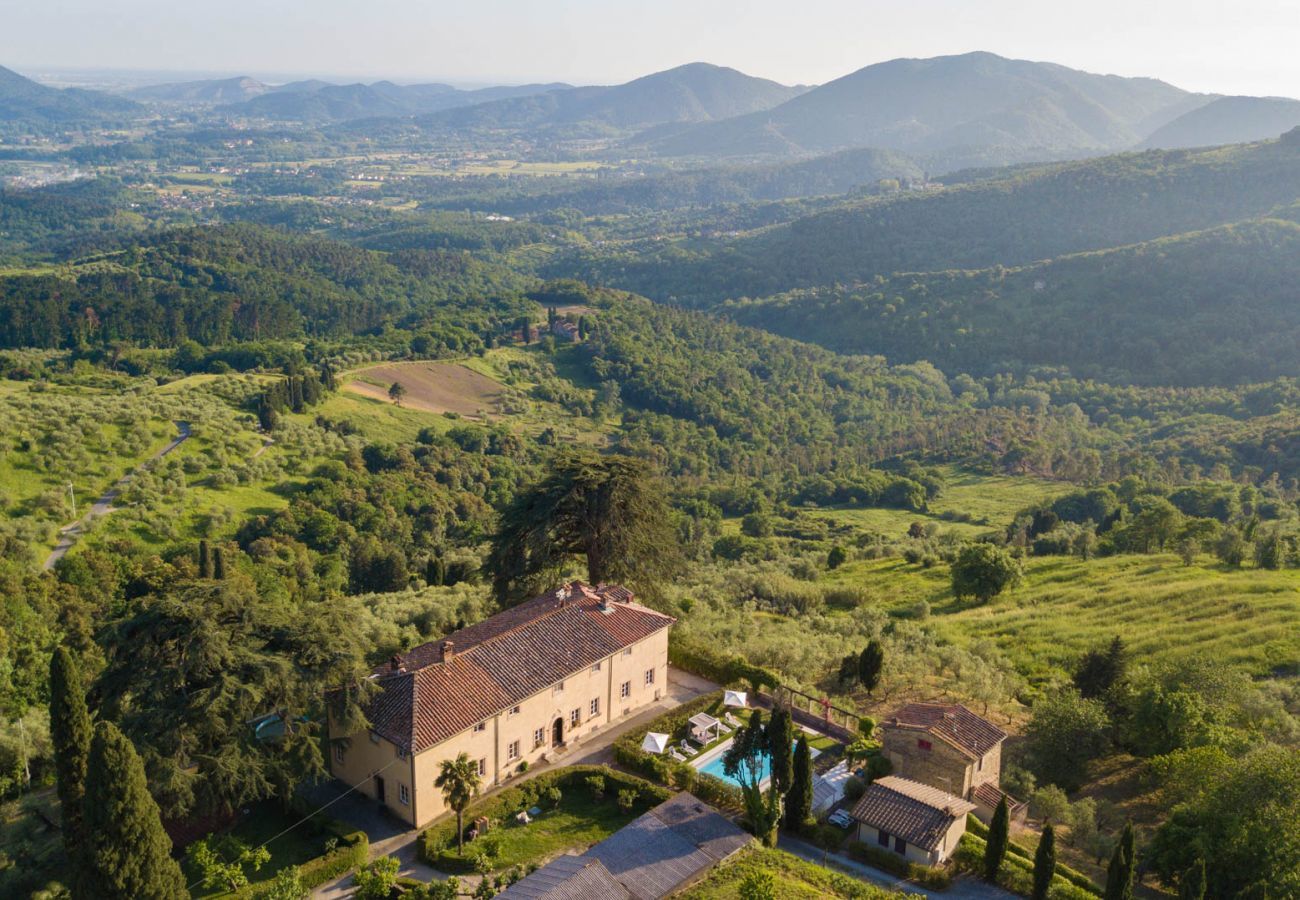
[696,747,772,787]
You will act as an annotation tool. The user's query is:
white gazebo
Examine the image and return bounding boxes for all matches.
[641,732,670,755]
[723,690,748,708]
[689,712,723,745]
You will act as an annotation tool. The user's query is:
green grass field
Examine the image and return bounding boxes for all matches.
[824,552,1300,681]
[678,846,899,899]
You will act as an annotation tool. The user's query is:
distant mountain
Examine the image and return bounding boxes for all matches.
[1142,96,1300,149]
[229,79,571,122]
[640,52,1206,170]
[0,64,140,125]
[128,76,271,104]
[421,63,808,134]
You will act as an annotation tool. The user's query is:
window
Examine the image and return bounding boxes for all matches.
[477,757,487,777]
[977,755,983,771]
[554,680,565,694]
[473,721,486,733]
[399,784,410,806]
[570,708,581,727]
[590,661,602,673]
[533,727,545,749]
[917,738,932,751]
[333,744,345,764]
[589,698,601,717]
[894,836,906,855]
[620,681,631,699]
[644,668,655,686]
[877,828,890,847]
[508,705,521,717]
[507,741,520,761]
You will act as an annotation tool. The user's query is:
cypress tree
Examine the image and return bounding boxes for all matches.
[197,540,212,579]
[858,640,885,694]
[1104,822,1136,900]
[984,796,1009,881]
[83,722,188,900]
[766,705,794,794]
[212,547,226,580]
[1032,822,1056,900]
[1179,858,1206,900]
[784,735,813,831]
[50,648,92,893]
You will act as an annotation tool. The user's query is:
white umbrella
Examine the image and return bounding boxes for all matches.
[723,690,748,708]
[641,732,670,754]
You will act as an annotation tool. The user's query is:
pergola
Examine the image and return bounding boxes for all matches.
[688,712,722,744]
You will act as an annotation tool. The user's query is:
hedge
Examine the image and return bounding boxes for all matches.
[417,765,670,874]
[669,638,780,691]
[610,690,744,812]
[954,832,1098,900]
[845,841,951,890]
[237,801,368,899]
[965,815,1100,895]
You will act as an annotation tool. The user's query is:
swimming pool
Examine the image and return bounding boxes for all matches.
[692,739,817,788]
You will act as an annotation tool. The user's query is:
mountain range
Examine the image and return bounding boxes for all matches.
[1140,95,1300,149]
[417,62,808,134]
[0,65,139,126]
[227,79,572,122]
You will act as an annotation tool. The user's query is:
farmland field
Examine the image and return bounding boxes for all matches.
[344,360,504,418]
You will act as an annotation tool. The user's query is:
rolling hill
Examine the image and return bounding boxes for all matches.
[420,62,807,135]
[127,75,271,104]
[1142,95,1300,149]
[227,79,570,122]
[0,64,140,126]
[639,52,1210,170]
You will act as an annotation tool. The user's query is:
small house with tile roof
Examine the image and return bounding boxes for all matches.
[328,582,675,827]
[880,702,1020,822]
[851,775,976,865]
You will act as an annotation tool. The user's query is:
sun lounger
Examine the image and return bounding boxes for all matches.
[680,740,699,756]
[670,748,688,762]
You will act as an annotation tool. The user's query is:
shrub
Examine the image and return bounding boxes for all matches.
[955,824,1101,897]
[617,789,638,813]
[585,775,606,801]
[846,842,951,890]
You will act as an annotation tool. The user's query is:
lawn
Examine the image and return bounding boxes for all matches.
[676,845,905,899]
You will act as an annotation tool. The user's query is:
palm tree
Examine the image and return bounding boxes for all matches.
[435,753,482,855]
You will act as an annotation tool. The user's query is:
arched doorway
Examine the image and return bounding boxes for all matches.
[552,717,564,746]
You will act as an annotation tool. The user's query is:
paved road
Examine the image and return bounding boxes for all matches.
[42,420,191,570]
[310,667,717,898]
[780,834,1018,900]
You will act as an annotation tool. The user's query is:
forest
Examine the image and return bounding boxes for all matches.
[1,103,1299,899]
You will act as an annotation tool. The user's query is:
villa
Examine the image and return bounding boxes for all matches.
[879,702,1021,821]
[327,582,675,827]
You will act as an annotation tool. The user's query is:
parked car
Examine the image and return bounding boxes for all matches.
[828,809,855,829]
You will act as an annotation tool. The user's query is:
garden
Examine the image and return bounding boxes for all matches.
[417,765,669,876]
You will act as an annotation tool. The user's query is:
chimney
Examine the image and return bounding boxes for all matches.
[390,654,404,673]
[441,640,455,662]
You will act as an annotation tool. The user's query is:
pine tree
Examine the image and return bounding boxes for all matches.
[83,722,188,899]
[858,640,884,694]
[1178,858,1205,900]
[765,705,794,794]
[1032,822,1056,900]
[1104,822,1136,900]
[984,796,1009,881]
[50,648,93,894]
[197,540,212,579]
[784,735,813,831]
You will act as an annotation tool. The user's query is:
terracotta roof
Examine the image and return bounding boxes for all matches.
[851,776,976,852]
[972,781,1024,811]
[364,582,675,753]
[886,702,1007,759]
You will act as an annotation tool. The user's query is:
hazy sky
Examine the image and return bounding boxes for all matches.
[5,0,1300,97]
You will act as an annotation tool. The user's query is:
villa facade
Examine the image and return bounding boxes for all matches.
[328,582,675,827]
